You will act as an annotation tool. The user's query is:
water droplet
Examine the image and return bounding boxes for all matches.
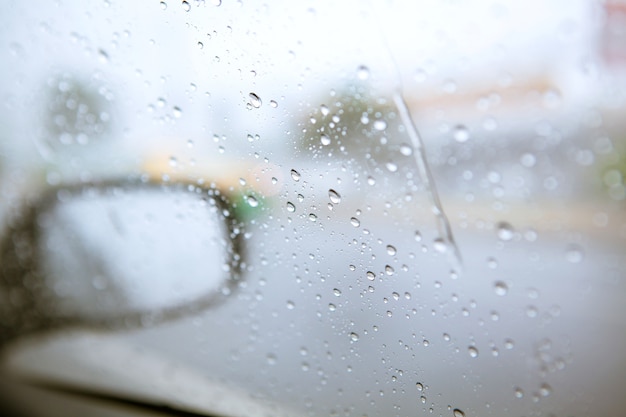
[173,106,182,118]
[356,65,369,80]
[514,387,524,398]
[290,169,301,182]
[468,346,479,358]
[494,281,508,296]
[400,143,413,156]
[539,383,552,397]
[333,288,342,296]
[320,134,331,146]
[249,92,262,108]
[367,176,376,186]
[386,245,396,256]
[453,125,470,143]
[504,339,514,349]
[328,303,336,311]
[366,271,376,281]
[308,213,317,222]
[181,1,191,12]
[98,49,109,63]
[269,100,278,108]
[520,152,536,167]
[328,189,341,204]
[385,161,398,172]
[160,1,168,10]
[266,353,277,365]
[433,238,447,253]
[565,244,584,263]
[496,222,514,241]
[286,300,295,310]
[197,41,204,49]
[246,195,259,207]
[385,265,395,275]
[373,119,387,131]
[286,202,296,212]
[453,409,465,417]
[415,382,424,391]
[350,332,360,342]
[320,104,329,116]
[350,217,360,227]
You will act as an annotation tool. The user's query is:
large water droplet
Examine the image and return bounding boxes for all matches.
[494,281,508,296]
[320,134,331,146]
[386,245,396,256]
[539,383,552,397]
[286,202,296,212]
[433,238,447,253]
[249,92,262,108]
[565,244,584,263]
[350,332,360,341]
[350,217,360,227]
[400,143,413,156]
[290,169,301,182]
[181,1,191,12]
[246,195,259,208]
[496,222,514,241]
[356,65,370,80]
[385,161,398,172]
[453,409,465,417]
[366,271,376,281]
[373,119,387,131]
[453,125,470,143]
[468,346,479,358]
[328,189,341,204]
[416,382,424,391]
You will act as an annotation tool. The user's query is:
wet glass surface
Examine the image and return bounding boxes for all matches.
[1,1,625,416]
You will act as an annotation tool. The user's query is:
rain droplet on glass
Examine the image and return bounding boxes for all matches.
[494,281,508,296]
[246,195,259,207]
[496,221,514,241]
[565,244,584,263]
[356,65,369,80]
[453,409,465,417]
[290,169,301,182]
[249,92,262,108]
[468,346,479,358]
[373,119,387,131]
[328,189,341,204]
[453,125,470,143]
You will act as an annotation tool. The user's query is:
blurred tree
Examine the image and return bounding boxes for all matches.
[42,72,112,154]
[295,82,406,166]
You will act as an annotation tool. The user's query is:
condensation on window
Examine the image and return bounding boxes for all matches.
[0,1,625,417]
